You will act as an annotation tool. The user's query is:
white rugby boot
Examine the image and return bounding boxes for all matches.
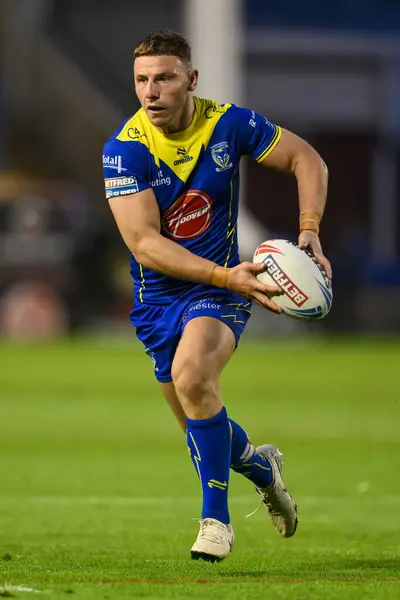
[254,444,298,538]
[191,518,234,562]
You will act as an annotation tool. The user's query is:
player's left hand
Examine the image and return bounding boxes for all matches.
[298,231,332,279]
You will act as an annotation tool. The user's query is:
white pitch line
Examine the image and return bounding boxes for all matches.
[0,495,399,506]
[1,585,44,594]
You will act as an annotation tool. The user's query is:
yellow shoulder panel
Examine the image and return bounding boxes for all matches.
[117,99,232,184]
[116,109,150,145]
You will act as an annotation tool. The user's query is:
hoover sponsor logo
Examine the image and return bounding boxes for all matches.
[162,190,213,240]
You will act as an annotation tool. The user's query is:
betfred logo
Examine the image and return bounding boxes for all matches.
[105,177,137,188]
[162,190,213,240]
[263,255,308,307]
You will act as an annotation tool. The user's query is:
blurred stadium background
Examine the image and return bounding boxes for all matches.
[0,2,399,598]
[1,0,400,338]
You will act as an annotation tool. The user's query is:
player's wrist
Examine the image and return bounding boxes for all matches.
[299,211,321,236]
[210,265,231,289]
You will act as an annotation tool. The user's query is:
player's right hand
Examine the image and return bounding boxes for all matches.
[227,262,283,313]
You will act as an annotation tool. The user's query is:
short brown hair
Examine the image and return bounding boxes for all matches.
[134,29,192,65]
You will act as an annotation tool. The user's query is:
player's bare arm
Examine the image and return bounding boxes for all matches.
[261,128,332,278]
[109,189,283,312]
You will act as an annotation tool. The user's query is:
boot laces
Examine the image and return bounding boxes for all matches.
[246,487,281,518]
[199,518,226,543]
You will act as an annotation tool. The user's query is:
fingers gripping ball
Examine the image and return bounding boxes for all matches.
[253,239,333,320]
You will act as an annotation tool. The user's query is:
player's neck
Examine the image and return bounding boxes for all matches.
[156,96,196,135]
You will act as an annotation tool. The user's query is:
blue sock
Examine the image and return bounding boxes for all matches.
[186,407,231,524]
[229,419,273,488]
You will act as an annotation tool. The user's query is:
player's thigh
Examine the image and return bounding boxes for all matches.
[171,316,235,395]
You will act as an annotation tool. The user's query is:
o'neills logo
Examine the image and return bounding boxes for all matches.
[174,154,194,166]
[162,190,213,240]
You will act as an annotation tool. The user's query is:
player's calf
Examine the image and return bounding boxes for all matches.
[172,317,236,556]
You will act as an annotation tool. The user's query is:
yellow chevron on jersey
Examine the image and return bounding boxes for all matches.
[116,98,231,184]
[103,100,281,304]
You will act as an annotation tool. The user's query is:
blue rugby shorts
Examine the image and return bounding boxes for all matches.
[130,284,252,382]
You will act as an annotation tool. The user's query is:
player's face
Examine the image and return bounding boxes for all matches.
[134,55,197,132]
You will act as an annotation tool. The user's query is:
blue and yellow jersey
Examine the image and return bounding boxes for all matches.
[103,97,281,305]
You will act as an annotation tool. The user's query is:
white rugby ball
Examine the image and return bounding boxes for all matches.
[253,239,333,319]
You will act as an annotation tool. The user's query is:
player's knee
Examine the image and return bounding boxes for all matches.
[172,357,216,406]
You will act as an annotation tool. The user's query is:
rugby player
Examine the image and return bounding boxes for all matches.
[103,29,331,562]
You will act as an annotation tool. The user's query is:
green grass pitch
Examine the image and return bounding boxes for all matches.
[0,338,399,599]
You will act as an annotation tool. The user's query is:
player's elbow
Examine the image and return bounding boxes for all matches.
[317,154,329,188]
[132,233,157,267]
[132,238,147,265]
[294,146,328,180]
[321,157,329,180]
[119,228,147,265]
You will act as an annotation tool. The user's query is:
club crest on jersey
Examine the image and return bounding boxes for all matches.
[162,190,213,240]
[211,142,233,172]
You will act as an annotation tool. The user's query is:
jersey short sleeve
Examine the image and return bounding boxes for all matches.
[102,137,151,200]
[234,106,282,163]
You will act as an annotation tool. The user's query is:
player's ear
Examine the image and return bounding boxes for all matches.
[188,69,198,92]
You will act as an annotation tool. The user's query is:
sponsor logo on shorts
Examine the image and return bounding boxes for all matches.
[188,301,222,313]
[104,176,139,198]
[182,298,222,324]
[263,255,308,307]
[162,190,213,240]
[102,155,127,174]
